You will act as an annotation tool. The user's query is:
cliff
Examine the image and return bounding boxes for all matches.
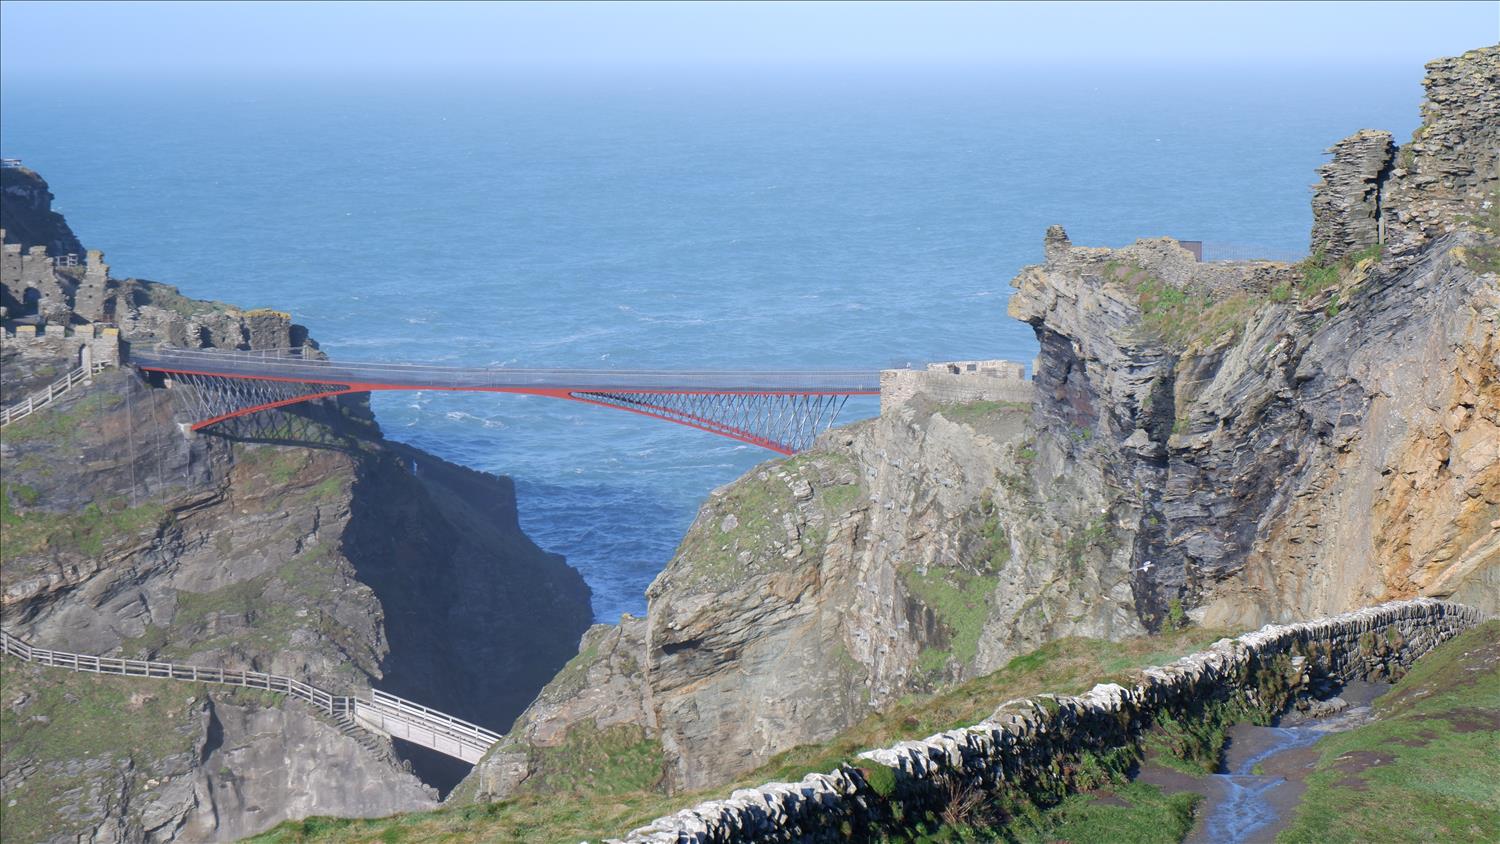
[461,45,1499,807]
[0,182,593,840]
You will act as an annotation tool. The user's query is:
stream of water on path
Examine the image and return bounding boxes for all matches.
[1188,681,1389,844]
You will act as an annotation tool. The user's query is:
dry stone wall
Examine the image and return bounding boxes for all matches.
[613,598,1486,843]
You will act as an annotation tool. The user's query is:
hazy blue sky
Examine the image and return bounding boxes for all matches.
[2,1,1495,79]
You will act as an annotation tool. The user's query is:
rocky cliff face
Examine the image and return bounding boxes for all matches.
[0,165,83,258]
[1,187,593,839]
[462,45,1499,804]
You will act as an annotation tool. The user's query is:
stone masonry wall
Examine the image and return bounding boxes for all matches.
[613,598,1486,843]
[879,365,1034,414]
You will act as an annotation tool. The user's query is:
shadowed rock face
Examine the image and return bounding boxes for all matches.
[460,46,1499,804]
[0,165,84,257]
[1,202,592,839]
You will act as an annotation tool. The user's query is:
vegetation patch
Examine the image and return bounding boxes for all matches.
[0,666,204,844]
[674,452,857,585]
[1,488,171,563]
[1278,620,1500,844]
[936,400,1031,424]
[526,721,667,797]
[249,629,1229,844]
[877,779,1200,844]
[902,566,998,671]
[1457,193,1500,275]
[0,375,125,444]
[1103,260,1263,350]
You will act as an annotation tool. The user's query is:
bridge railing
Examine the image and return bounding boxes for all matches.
[352,690,500,763]
[0,630,500,763]
[133,346,883,392]
[368,688,501,742]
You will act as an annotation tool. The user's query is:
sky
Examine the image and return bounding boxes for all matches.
[1,0,1496,80]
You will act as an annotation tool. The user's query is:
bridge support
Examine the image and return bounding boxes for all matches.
[572,390,849,454]
[165,372,359,430]
[138,353,872,454]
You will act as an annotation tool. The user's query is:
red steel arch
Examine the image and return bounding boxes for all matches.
[146,365,873,454]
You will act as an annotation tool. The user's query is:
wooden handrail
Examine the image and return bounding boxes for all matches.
[0,359,112,427]
[0,629,498,763]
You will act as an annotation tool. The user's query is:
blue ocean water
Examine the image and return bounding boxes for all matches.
[1,66,1420,622]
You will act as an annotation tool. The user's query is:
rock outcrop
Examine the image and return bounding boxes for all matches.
[1310,129,1393,260]
[1,181,593,840]
[461,44,1500,805]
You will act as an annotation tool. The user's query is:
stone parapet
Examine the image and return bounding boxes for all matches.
[880,361,1033,415]
[612,598,1486,843]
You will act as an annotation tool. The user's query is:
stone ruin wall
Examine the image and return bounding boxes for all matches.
[612,598,1487,843]
[880,360,1035,415]
[1314,46,1498,261]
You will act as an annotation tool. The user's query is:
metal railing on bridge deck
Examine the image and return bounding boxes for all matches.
[131,345,884,393]
[0,630,501,764]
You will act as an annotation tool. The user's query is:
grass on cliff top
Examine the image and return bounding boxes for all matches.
[1103,261,1264,350]
[935,399,1032,423]
[247,627,1230,844]
[0,665,205,844]
[1277,619,1500,844]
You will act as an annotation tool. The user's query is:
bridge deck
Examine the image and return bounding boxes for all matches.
[132,348,882,394]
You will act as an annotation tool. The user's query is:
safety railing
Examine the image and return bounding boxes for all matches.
[0,629,500,763]
[0,359,112,427]
[1,630,338,713]
[133,345,883,392]
[367,688,501,742]
[353,690,500,763]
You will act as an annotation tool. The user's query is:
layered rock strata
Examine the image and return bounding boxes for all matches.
[1,174,592,840]
[462,44,1500,804]
[612,598,1487,843]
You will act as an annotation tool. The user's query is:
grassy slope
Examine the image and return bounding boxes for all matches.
[876,780,1200,844]
[0,665,206,843]
[247,627,1229,844]
[1277,620,1500,844]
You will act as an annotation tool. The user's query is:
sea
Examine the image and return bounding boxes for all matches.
[0,64,1420,622]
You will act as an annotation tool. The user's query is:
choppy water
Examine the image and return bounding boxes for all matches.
[1,66,1419,620]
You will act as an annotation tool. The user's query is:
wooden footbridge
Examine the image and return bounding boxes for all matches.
[0,631,499,764]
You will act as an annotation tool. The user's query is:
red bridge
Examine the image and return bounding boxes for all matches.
[132,347,881,454]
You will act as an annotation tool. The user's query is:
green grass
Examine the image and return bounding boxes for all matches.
[1103,260,1263,350]
[890,780,1199,844]
[936,400,1032,423]
[672,451,858,585]
[0,666,205,844]
[1277,620,1500,844]
[902,566,999,670]
[822,482,863,513]
[1457,192,1500,274]
[247,628,1230,844]
[1298,243,1381,306]
[1,488,171,563]
[526,721,666,796]
[0,375,124,444]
